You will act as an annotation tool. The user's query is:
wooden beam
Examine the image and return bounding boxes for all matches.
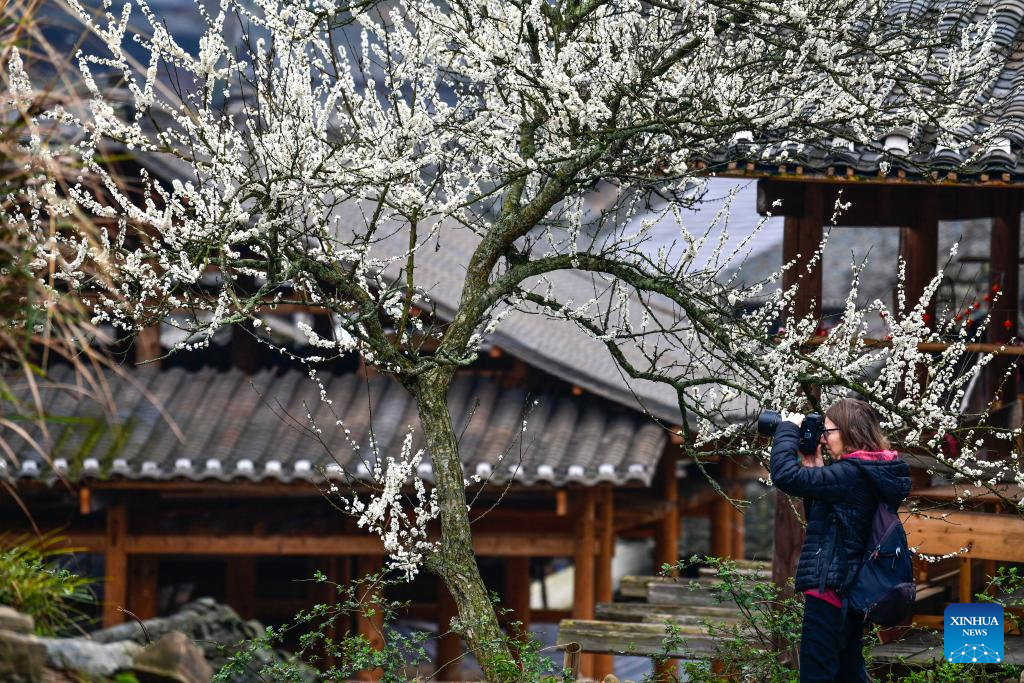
[103,503,128,627]
[127,555,158,620]
[758,179,1024,224]
[1,530,107,553]
[435,580,461,681]
[122,532,581,557]
[903,508,1024,562]
[573,488,597,679]
[802,338,1024,356]
[593,485,615,678]
[909,484,1024,504]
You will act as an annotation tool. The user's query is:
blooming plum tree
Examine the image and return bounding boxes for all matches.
[5,0,1022,677]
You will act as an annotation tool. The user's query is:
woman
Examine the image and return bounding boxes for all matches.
[770,398,911,683]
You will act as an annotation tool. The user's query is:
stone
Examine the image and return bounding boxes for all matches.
[0,629,45,681]
[0,606,34,634]
[93,598,249,668]
[92,598,315,682]
[42,636,143,676]
[132,631,213,683]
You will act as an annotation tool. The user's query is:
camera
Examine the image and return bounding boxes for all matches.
[758,410,825,455]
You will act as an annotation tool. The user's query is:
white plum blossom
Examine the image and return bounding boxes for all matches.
[339,428,439,580]
[3,0,1020,672]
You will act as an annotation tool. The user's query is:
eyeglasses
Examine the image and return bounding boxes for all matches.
[822,428,841,436]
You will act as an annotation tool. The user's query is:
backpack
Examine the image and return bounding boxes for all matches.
[843,460,916,626]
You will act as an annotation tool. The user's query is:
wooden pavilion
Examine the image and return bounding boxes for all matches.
[722,150,1024,606]
[0,280,756,681]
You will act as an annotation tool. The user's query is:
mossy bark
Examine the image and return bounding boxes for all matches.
[414,368,516,682]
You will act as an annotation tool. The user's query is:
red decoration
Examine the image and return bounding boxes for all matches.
[922,312,930,323]
[993,283,1001,293]
[973,301,981,310]
[983,294,991,302]
[1005,319,1014,330]
[884,334,893,341]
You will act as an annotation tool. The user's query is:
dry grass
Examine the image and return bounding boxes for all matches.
[0,0,140,522]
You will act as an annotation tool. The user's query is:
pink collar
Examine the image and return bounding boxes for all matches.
[841,449,899,462]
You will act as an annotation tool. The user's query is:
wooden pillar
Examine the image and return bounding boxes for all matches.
[127,555,159,620]
[988,195,1021,403]
[730,485,746,560]
[782,183,824,323]
[230,290,263,373]
[774,183,824,590]
[573,488,597,679]
[225,557,256,619]
[711,497,732,559]
[356,555,385,682]
[593,484,615,678]
[712,460,742,559]
[960,557,973,603]
[103,502,128,627]
[654,453,680,572]
[133,325,161,366]
[898,192,939,321]
[435,579,462,681]
[505,556,531,638]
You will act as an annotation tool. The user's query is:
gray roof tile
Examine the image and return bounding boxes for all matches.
[4,365,665,488]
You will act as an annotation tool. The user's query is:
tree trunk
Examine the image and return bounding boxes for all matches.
[414,369,515,681]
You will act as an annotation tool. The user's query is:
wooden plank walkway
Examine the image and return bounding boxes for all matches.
[560,562,958,667]
[557,619,721,658]
[559,565,768,658]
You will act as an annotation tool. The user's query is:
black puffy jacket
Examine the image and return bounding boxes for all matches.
[769,422,911,594]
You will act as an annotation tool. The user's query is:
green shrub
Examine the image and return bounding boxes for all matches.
[663,555,803,683]
[0,533,95,635]
[217,569,569,682]
[880,661,1023,682]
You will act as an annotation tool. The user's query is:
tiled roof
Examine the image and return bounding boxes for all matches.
[2,364,665,487]
[696,0,1024,183]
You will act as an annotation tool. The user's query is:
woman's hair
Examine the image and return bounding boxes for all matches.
[825,398,890,453]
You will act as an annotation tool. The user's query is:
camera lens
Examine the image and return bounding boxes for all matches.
[757,410,781,437]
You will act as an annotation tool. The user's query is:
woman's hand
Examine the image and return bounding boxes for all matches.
[800,446,825,468]
[782,411,804,426]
